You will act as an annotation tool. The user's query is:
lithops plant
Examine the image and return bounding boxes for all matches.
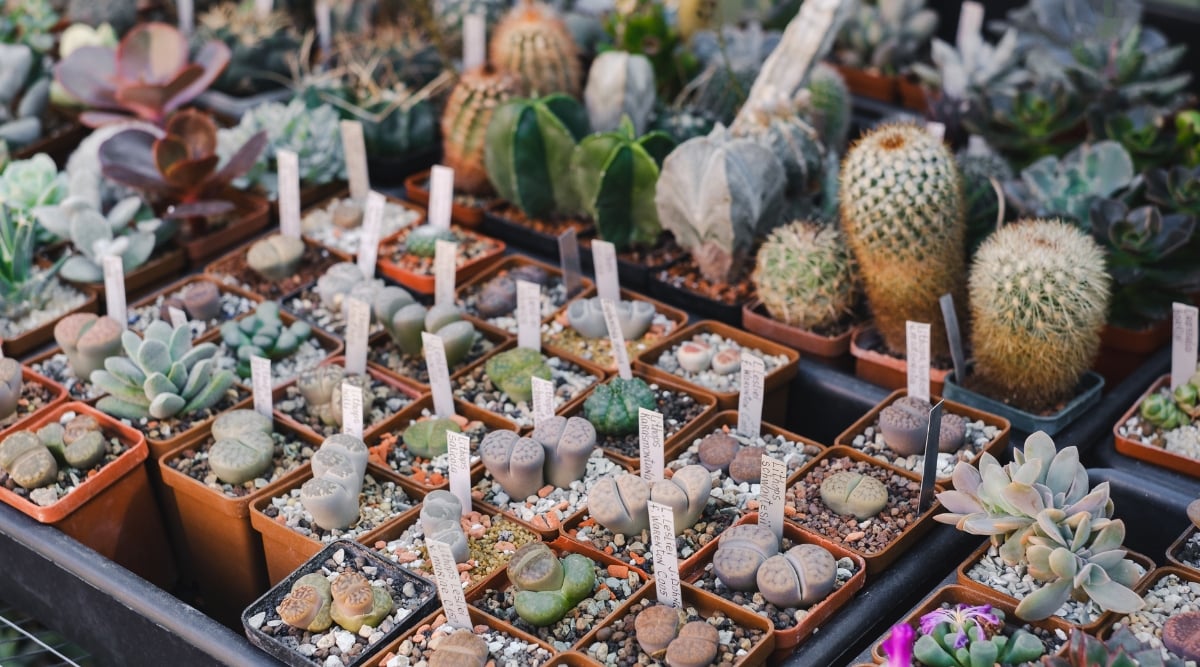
[54,313,122,379]
[300,434,369,531]
[330,571,393,633]
[651,464,712,534]
[278,572,333,632]
[820,471,888,520]
[758,544,837,608]
[315,262,385,314]
[474,264,550,318]
[712,524,780,591]
[0,431,58,490]
[40,414,105,470]
[583,52,655,134]
[373,288,477,366]
[634,605,719,666]
[878,395,967,457]
[484,348,553,404]
[441,67,521,195]
[485,94,589,220]
[582,377,656,436]
[0,358,22,421]
[588,472,651,535]
[480,429,546,501]
[206,409,274,485]
[180,282,222,322]
[490,0,582,98]
[295,365,370,428]
[219,302,313,379]
[697,431,740,473]
[753,219,858,332]
[421,490,469,563]
[728,447,765,484]
[676,342,740,375]
[528,416,596,489]
[430,630,490,667]
[566,297,656,340]
[507,542,596,627]
[403,417,462,459]
[246,234,305,282]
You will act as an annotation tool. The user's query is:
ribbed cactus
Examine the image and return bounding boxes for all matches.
[733,91,827,216]
[489,0,582,98]
[799,63,852,151]
[957,138,1014,256]
[753,220,858,331]
[484,94,589,220]
[583,51,656,135]
[968,219,1110,412]
[839,123,967,356]
[440,67,521,196]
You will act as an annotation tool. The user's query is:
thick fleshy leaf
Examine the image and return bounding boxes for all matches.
[165,41,231,113]
[79,110,144,128]
[153,136,189,175]
[165,200,234,219]
[1063,483,1111,518]
[115,65,204,123]
[1078,564,1144,613]
[1016,576,1072,621]
[99,129,172,195]
[116,23,190,86]
[164,110,218,158]
[1069,513,1092,552]
[162,155,219,189]
[962,515,1031,535]
[1048,546,1078,580]
[1089,520,1126,553]
[1086,550,1128,570]
[951,462,983,497]
[1036,510,1070,547]
[1043,445,1079,494]
[1012,457,1044,486]
[54,46,119,110]
[935,490,984,515]
[1022,432,1058,467]
[1001,483,1045,517]
[210,130,267,186]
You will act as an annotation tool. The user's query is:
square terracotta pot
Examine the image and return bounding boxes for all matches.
[1112,374,1200,479]
[377,224,506,295]
[1,282,99,359]
[403,169,486,228]
[128,273,264,344]
[297,191,425,260]
[455,254,592,341]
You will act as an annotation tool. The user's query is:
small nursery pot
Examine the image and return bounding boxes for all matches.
[371,604,557,667]
[683,409,827,483]
[1096,319,1170,388]
[129,273,265,344]
[298,192,426,260]
[850,326,950,396]
[545,288,689,376]
[366,325,508,395]
[833,389,1011,486]
[1,283,99,359]
[480,200,595,258]
[646,256,750,326]
[0,366,69,439]
[1111,374,1200,479]
[742,299,855,367]
[376,224,506,295]
[944,363,1104,438]
[1167,525,1200,575]
[1099,565,1200,652]
[204,235,352,303]
[682,512,867,658]
[0,402,175,588]
[455,254,593,341]
[540,653,603,666]
[403,169,485,228]
[832,64,898,103]
[227,309,345,391]
[634,320,800,419]
[178,190,272,264]
[241,539,438,667]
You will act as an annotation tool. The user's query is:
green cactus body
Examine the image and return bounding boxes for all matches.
[752,220,857,332]
[570,118,675,251]
[441,67,520,196]
[489,0,582,98]
[968,219,1110,412]
[194,2,300,97]
[800,63,852,151]
[485,348,553,404]
[485,94,589,220]
[839,123,967,357]
[582,376,657,436]
[956,139,1014,256]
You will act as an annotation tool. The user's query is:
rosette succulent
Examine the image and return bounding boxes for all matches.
[0,153,67,219]
[1003,141,1135,224]
[0,0,57,52]
[834,0,938,75]
[217,98,347,198]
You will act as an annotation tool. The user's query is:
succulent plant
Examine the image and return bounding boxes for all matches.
[602,0,693,100]
[0,43,50,150]
[421,489,469,562]
[42,413,106,471]
[490,0,582,98]
[330,571,394,633]
[753,219,858,332]
[644,464,711,533]
[485,94,589,220]
[0,153,67,218]
[1004,141,1135,224]
[479,429,546,501]
[217,99,346,199]
[820,470,889,520]
[588,471,651,535]
[648,107,717,145]
[0,430,58,489]
[440,67,521,196]
[179,281,223,321]
[207,409,275,485]
[635,605,719,666]
[528,416,596,489]
[676,340,741,375]
[712,524,779,591]
[403,417,462,460]
[314,262,384,315]
[194,2,301,97]
[682,24,779,125]
[839,123,967,358]
[584,52,655,136]
[54,313,123,379]
[734,93,828,218]
[91,321,235,421]
[656,124,787,283]
[968,219,1111,412]
[55,22,231,127]
[913,604,1045,667]
[583,377,656,437]
[245,234,305,282]
[910,24,1022,115]
[728,447,765,484]
[429,629,490,667]
[1090,106,1180,172]
[507,543,595,626]
[759,544,838,609]
[219,301,313,379]
[300,433,369,531]
[570,118,674,251]
[0,358,20,421]
[278,572,333,632]
[296,365,372,429]
[404,224,458,259]
[565,297,657,341]
[33,196,159,283]
[474,264,550,318]
[956,140,1014,256]
[834,0,938,75]
[484,348,553,405]
[1145,165,1200,217]
[1042,627,1186,667]
[0,204,66,322]
[373,288,477,366]
[796,63,852,152]
[0,0,57,52]
[1139,391,1191,431]
[879,395,967,458]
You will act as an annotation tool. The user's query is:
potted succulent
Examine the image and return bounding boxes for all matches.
[127,274,262,342]
[215,301,342,389]
[1114,368,1200,479]
[205,232,349,303]
[831,0,938,105]
[282,262,391,340]
[1165,499,1199,573]
[299,193,423,260]
[543,290,688,375]
[454,255,592,339]
[373,607,554,667]
[190,1,301,119]
[272,356,421,443]
[27,313,123,403]
[1105,566,1200,665]
[0,356,66,437]
[376,220,506,295]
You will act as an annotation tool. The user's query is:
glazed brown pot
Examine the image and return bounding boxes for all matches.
[455,254,593,341]
[1111,374,1200,479]
[833,64,898,103]
[742,300,856,368]
[1,283,99,359]
[403,169,486,228]
[178,190,272,264]
[0,366,69,439]
[545,288,689,377]
[834,388,1012,486]
[371,605,556,667]
[850,326,951,395]
[377,223,506,295]
[203,236,351,303]
[1096,319,1170,388]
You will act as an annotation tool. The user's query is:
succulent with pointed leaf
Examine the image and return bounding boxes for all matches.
[834,0,938,75]
[0,204,65,321]
[33,196,158,283]
[1042,627,1186,666]
[963,59,1087,165]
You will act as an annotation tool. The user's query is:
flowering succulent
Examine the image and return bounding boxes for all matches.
[882,623,915,667]
[217,98,346,198]
[914,604,1044,667]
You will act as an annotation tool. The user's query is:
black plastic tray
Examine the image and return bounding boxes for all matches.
[366,146,441,187]
[646,272,743,325]
[480,208,594,258]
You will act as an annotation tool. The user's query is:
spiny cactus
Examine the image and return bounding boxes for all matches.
[194,1,301,97]
[484,94,589,220]
[956,139,1013,256]
[839,123,967,357]
[968,219,1110,412]
[798,63,852,151]
[440,66,521,196]
[752,219,858,332]
[489,0,582,98]
[582,377,657,436]
[91,321,235,421]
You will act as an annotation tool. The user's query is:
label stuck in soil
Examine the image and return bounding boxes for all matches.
[315,0,331,52]
[592,240,621,304]
[254,0,272,19]
[446,430,472,513]
[426,539,472,629]
[340,120,370,202]
[102,255,126,329]
[531,376,555,427]
[167,307,188,330]
[758,455,787,540]
[434,239,457,308]
[177,0,193,33]
[647,501,683,609]
[344,298,370,375]
[1173,302,1198,389]
[422,331,455,418]
[600,298,633,380]
[639,407,664,482]
[737,352,765,438]
[919,400,944,512]
[558,229,584,298]
[462,14,486,71]
[277,149,301,239]
[251,356,272,418]
[340,381,364,438]
[906,321,931,402]
[517,279,541,352]
[357,191,384,279]
[429,166,454,230]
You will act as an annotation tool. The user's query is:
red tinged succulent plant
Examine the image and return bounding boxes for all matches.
[55,22,231,127]
[98,110,267,231]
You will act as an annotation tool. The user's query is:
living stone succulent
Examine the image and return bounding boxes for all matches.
[757,544,838,608]
[373,287,477,366]
[697,431,740,473]
[0,358,21,421]
[330,571,394,633]
[484,348,553,404]
[651,465,712,534]
[566,297,656,341]
[278,572,333,632]
[582,377,656,436]
[528,416,596,489]
[300,433,369,531]
[429,630,490,667]
[44,413,105,469]
[295,365,370,428]
[315,262,384,315]
[752,219,858,332]
[207,409,274,485]
[675,341,740,375]
[180,282,222,322]
[634,605,719,666]
[405,224,457,259]
[403,417,462,459]
[475,264,550,318]
[219,301,313,379]
[490,0,582,98]
[480,429,546,501]
[54,313,123,379]
[91,322,234,420]
[441,66,521,196]
[0,431,57,489]
[246,235,305,282]
[712,524,779,591]
[588,472,651,535]
[728,447,765,484]
[820,471,888,520]
[878,395,966,457]
[421,490,469,563]
[634,604,684,657]
[507,543,595,627]
[0,414,106,490]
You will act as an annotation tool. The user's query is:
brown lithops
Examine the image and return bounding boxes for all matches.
[429,629,490,667]
[756,544,837,608]
[697,431,740,472]
[277,573,333,632]
[63,414,100,444]
[728,447,765,483]
[633,604,683,657]
[1164,611,1200,661]
[665,621,719,667]
[712,523,779,591]
[879,395,967,456]
[479,429,546,501]
[819,470,888,520]
[329,571,394,633]
[332,201,364,229]
[181,282,222,321]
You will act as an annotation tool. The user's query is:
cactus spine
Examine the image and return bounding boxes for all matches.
[440,67,520,195]
[753,220,858,332]
[489,0,582,98]
[839,123,967,357]
[968,219,1110,412]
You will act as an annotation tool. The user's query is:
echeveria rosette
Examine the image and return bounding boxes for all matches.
[1090,106,1180,172]
[963,59,1087,165]
[0,153,67,216]
[216,98,347,198]
[1003,140,1135,226]
[1145,165,1200,216]
[0,0,57,52]
[882,623,915,667]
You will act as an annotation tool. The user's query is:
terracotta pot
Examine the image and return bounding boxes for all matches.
[376,224,506,295]
[680,409,827,484]
[834,388,1011,486]
[680,512,867,659]
[403,170,485,228]
[1,283,99,359]
[869,584,1074,663]
[158,418,322,624]
[0,402,176,588]
[24,345,104,406]
[646,258,749,325]
[850,326,950,395]
[178,191,272,265]
[371,604,556,667]
[1098,566,1200,655]
[204,236,351,303]
[365,324,508,394]
[545,288,689,377]
[742,300,855,366]
[455,254,593,341]
[633,320,800,420]
[896,74,930,113]
[297,191,427,260]
[955,540,1157,633]
[1167,525,1200,575]
[1111,374,1200,479]
[833,64,898,103]
[541,653,603,666]
[1096,319,1171,389]
[128,273,265,344]
[786,446,946,574]
[11,119,89,165]
[0,367,69,439]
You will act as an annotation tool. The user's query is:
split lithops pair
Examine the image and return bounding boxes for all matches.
[634,604,719,667]
[299,434,369,531]
[566,297,656,341]
[675,340,741,375]
[420,490,470,563]
[696,432,767,485]
[277,570,393,634]
[507,542,595,627]
[479,416,596,500]
[0,413,106,490]
[314,263,385,315]
[206,410,275,486]
[219,301,313,379]
[820,471,889,521]
[246,234,305,282]
[878,396,966,457]
[588,466,711,536]
[711,523,837,608]
[403,417,463,459]
[483,347,552,404]
[372,286,477,366]
[160,282,224,322]
[295,365,371,429]
[54,313,123,380]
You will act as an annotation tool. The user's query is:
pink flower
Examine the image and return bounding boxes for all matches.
[919,604,1000,649]
[882,623,915,667]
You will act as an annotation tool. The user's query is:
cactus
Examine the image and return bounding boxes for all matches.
[820,471,888,520]
[839,123,967,357]
[246,234,305,282]
[565,297,657,340]
[570,118,675,251]
[421,489,469,562]
[507,543,595,626]
[403,417,462,459]
[217,99,346,198]
[300,433,369,531]
[712,524,779,591]
[968,219,1110,412]
[219,302,313,379]
[194,1,301,97]
[834,0,938,75]
[295,365,370,428]
[405,224,457,259]
[913,605,1046,667]
[479,429,546,501]
[330,571,393,633]
[584,52,656,135]
[490,0,582,98]
[54,314,122,379]
[656,125,787,283]
[207,409,275,485]
[757,544,838,608]
[649,108,717,145]
[753,219,857,332]
[278,572,333,632]
[0,358,20,421]
[485,94,589,220]
[528,415,596,490]
[683,24,779,125]
[373,288,477,366]
[1043,627,1186,667]
[441,67,521,196]
[582,377,656,436]
[483,348,553,404]
[798,63,852,151]
[1003,141,1135,225]
[733,92,827,217]
[956,139,1013,256]
[91,322,234,421]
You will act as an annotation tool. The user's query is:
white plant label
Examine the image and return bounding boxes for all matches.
[102,255,126,329]
[340,382,363,438]
[426,539,472,629]
[531,376,555,427]
[344,298,370,376]
[1173,302,1199,389]
[647,501,683,609]
[758,455,787,540]
[177,0,194,34]
[592,240,621,304]
[357,191,385,279]
[600,298,633,380]
[517,279,541,352]
[737,353,765,438]
[167,306,188,330]
[250,356,273,418]
[254,0,272,19]
[422,331,456,418]
[558,229,584,297]
[446,430,473,513]
[340,121,370,202]
[927,122,946,142]
[434,239,457,308]
[315,0,332,54]
[462,14,487,71]
[958,1,985,51]
[907,321,932,402]
[638,407,665,483]
[428,165,454,230]
[277,149,301,239]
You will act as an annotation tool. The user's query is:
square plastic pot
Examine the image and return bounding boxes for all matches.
[742,300,856,367]
[545,288,689,377]
[0,366,69,439]
[377,224,506,295]
[128,273,265,345]
[204,236,352,303]
[1111,374,1200,479]
[943,364,1104,437]
[850,326,950,396]
[1167,525,1200,575]
[402,170,485,228]
[179,191,272,265]
[371,603,557,667]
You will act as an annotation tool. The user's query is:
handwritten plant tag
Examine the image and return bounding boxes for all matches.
[340,381,364,438]
[647,501,683,608]
[737,353,765,438]
[446,431,473,513]
[102,255,126,329]
[638,407,664,482]
[1173,302,1199,389]
[517,279,541,351]
[251,356,273,418]
[340,121,370,201]
[422,332,455,418]
[428,166,454,230]
[462,14,486,71]
[277,149,301,239]
[906,321,931,402]
[757,456,787,540]
[600,298,633,380]
[426,539,472,628]
[592,240,620,304]
[531,376,555,427]
[558,229,584,298]
[357,191,385,279]
[344,298,370,376]
[434,239,457,308]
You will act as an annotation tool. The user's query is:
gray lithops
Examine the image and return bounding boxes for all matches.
[756,543,837,608]
[296,365,371,428]
[207,409,275,485]
[878,395,967,456]
[529,416,596,489]
[374,289,477,366]
[480,429,546,501]
[421,489,469,563]
[54,313,123,379]
[566,297,657,339]
[650,464,711,534]
[728,447,764,484]
[712,523,780,591]
[0,358,22,420]
[588,472,650,536]
[316,262,382,312]
[819,471,888,520]
[300,433,368,530]
[0,431,57,489]
[246,234,305,281]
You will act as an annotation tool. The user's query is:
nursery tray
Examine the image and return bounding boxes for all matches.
[481,202,595,258]
[943,366,1104,438]
[367,146,442,187]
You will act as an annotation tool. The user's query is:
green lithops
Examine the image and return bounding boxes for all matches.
[278,572,333,632]
[405,224,457,258]
[403,418,462,459]
[373,288,477,366]
[485,94,590,220]
[329,571,393,633]
[582,376,656,436]
[752,220,857,332]
[484,348,553,404]
[968,219,1110,412]
[569,117,675,250]
[219,301,313,379]
[507,543,596,627]
[819,471,888,520]
[38,415,104,470]
[207,409,275,485]
[839,123,967,357]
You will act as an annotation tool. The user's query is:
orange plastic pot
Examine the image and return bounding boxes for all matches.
[1,283,99,359]
[298,191,426,259]
[850,326,950,395]
[678,409,827,484]
[833,64,898,103]
[365,325,508,394]
[455,254,593,340]
[742,300,855,368]
[1111,374,1200,479]
[204,236,351,303]
[0,366,69,439]
[371,605,556,667]
[376,224,506,295]
[402,170,486,228]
